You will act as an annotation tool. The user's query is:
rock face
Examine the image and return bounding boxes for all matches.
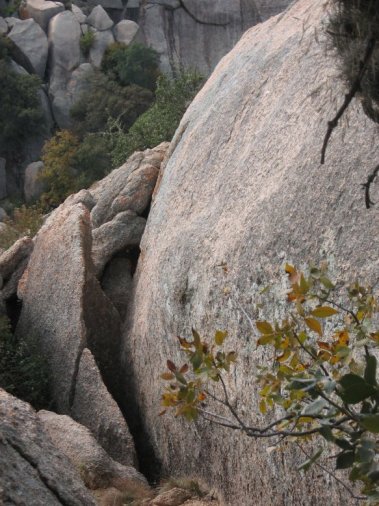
[38,410,147,489]
[24,160,46,203]
[8,18,48,78]
[15,142,169,473]
[0,389,96,505]
[72,348,137,467]
[19,0,65,32]
[121,0,379,504]
[139,0,268,75]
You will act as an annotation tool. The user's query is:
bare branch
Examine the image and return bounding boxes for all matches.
[320,37,376,164]
[362,164,379,209]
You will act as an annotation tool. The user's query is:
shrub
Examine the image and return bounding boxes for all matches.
[110,70,203,166]
[0,315,50,410]
[0,204,44,250]
[80,30,95,57]
[0,60,44,156]
[40,130,111,208]
[40,130,80,208]
[327,0,379,123]
[101,42,160,90]
[70,70,154,137]
[162,263,379,501]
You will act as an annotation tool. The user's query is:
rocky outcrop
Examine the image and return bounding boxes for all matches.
[121,0,379,504]
[0,388,96,505]
[15,142,169,473]
[24,160,46,203]
[71,348,137,467]
[7,18,48,78]
[19,0,64,32]
[139,0,292,76]
[38,410,147,489]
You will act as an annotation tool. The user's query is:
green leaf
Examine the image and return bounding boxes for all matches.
[256,321,274,335]
[215,330,227,346]
[320,276,335,290]
[297,448,323,472]
[336,451,355,469]
[335,438,353,451]
[302,397,328,415]
[361,415,379,433]
[191,351,203,371]
[319,426,334,442]
[192,328,201,349]
[311,306,338,318]
[338,374,377,404]
[364,355,377,386]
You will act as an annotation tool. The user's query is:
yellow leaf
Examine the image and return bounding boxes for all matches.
[259,399,267,414]
[256,321,274,335]
[305,317,322,336]
[311,306,338,318]
[276,350,291,363]
[215,330,227,346]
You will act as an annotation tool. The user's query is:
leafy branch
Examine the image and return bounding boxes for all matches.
[161,263,379,501]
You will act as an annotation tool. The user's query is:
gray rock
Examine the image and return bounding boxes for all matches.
[0,236,33,282]
[0,158,6,200]
[8,18,48,78]
[38,410,147,491]
[71,348,137,467]
[5,17,19,29]
[121,0,379,504]
[1,256,29,300]
[92,210,146,277]
[0,207,8,222]
[0,16,8,34]
[89,27,114,67]
[49,62,93,129]
[72,4,86,24]
[15,202,121,414]
[140,0,261,75]
[48,10,81,73]
[19,0,64,32]
[0,389,96,505]
[87,5,113,31]
[101,257,133,320]
[24,161,46,203]
[113,19,139,45]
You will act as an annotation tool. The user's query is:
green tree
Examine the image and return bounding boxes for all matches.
[101,42,160,90]
[70,70,154,137]
[162,264,379,502]
[110,69,203,166]
[0,60,44,156]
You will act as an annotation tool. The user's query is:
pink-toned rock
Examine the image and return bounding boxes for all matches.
[152,487,191,506]
[0,236,33,281]
[15,203,121,416]
[72,348,137,467]
[110,163,159,218]
[0,389,96,505]
[121,0,379,504]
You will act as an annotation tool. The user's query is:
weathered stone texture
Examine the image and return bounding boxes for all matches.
[0,389,96,506]
[72,348,137,467]
[121,0,379,504]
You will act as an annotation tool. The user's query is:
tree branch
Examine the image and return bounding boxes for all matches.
[320,37,376,164]
[362,164,379,209]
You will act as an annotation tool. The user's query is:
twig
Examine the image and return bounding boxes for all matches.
[295,443,366,501]
[362,164,379,209]
[320,37,376,164]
